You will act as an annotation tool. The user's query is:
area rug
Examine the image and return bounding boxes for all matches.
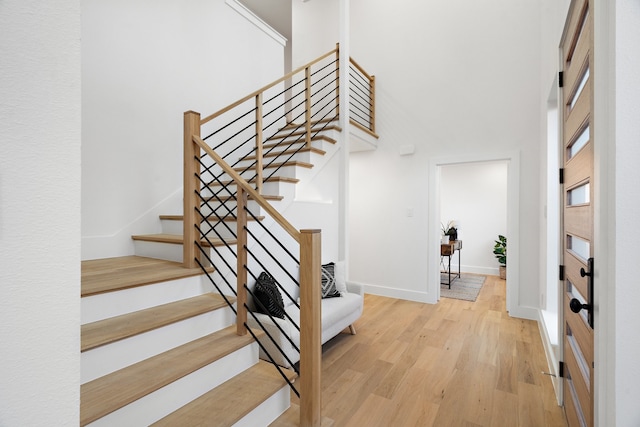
[440,274,486,302]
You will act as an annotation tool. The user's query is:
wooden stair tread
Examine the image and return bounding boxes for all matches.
[81,293,233,352]
[280,117,340,130]
[243,147,325,162]
[205,175,299,188]
[152,361,297,427]
[269,403,335,427]
[265,133,338,147]
[131,233,236,247]
[159,214,265,222]
[234,160,313,172]
[80,326,260,426]
[200,194,284,202]
[81,256,212,297]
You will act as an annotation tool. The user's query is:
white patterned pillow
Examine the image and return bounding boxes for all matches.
[334,260,347,296]
[321,262,341,298]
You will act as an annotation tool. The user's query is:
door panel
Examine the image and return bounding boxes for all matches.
[566,255,589,301]
[565,137,592,185]
[561,0,594,426]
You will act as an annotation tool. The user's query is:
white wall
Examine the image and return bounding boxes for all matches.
[611,0,640,424]
[292,0,339,67]
[342,0,544,309]
[81,0,286,259]
[0,0,81,424]
[440,161,508,275]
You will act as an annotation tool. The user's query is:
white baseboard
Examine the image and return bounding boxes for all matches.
[449,265,499,276]
[356,281,437,305]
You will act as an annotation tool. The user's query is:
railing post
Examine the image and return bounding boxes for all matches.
[369,75,376,134]
[299,229,322,427]
[255,93,264,194]
[236,187,248,336]
[183,110,201,269]
[304,67,312,149]
[335,43,340,119]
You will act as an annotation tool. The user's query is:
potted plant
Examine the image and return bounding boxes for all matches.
[493,234,507,279]
[441,221,458,242]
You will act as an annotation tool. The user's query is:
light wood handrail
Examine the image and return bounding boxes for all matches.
[192,135,301,243]
[349,118,379,139]
[349,56,373,81]
[201,48,339,125]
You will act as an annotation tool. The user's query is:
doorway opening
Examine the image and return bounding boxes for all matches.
[428,152,521,315]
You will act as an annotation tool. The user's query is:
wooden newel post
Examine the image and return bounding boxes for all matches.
[299,229,322,427]
[183,111,201,269]
[236,187,248,336]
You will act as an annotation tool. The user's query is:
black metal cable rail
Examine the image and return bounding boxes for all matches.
[185,49,377,406]
[349,64,374,130]
[198,54,339,193]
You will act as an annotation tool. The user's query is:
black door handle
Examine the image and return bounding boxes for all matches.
[571,257,594,329]
[569,298,591,314]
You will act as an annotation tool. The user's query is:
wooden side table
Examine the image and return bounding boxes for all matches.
[440,240,462,288]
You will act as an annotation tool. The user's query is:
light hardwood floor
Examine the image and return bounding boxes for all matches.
[306,275,567,426]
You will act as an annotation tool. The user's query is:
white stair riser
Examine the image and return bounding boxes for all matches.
[86,344,258,427]
[232,165,302,180]
[162,218,268,242]
[200,179,295,201]
[233,384,292,427]
[82,307,236,384]
[247,150,313,163]
[162,218,238,239]
[268,138,333,152]
[196,197,264,213]
[82,275,212,324]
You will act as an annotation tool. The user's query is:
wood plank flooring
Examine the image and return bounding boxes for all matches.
[303,275,567,427]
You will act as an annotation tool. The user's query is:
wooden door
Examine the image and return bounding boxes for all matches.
[560,0,595,426]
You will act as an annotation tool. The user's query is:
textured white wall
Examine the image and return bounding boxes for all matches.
[440,161,508,275]
[81,0,286,259]
[0,0,81,425]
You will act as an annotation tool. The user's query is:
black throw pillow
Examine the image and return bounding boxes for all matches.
[254,272,285,319]
[321,262,341,299]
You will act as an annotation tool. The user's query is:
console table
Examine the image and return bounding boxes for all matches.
[441,240,462,288]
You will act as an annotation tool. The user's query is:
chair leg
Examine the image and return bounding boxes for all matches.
[348,324,357,335]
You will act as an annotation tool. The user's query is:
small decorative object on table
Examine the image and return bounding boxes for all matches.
[441,220,458,241]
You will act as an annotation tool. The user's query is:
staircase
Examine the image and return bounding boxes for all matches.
[80,256,297,426]
[130,120,341,264]
[80,46,377,426]
[80,121,341,426]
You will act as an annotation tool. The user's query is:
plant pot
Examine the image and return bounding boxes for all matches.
[499,265,506,280]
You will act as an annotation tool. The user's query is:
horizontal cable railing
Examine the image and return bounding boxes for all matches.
[198,48,340,197]
[185,130,322,425]
[182,45,376,427]
[349,57,376,136]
